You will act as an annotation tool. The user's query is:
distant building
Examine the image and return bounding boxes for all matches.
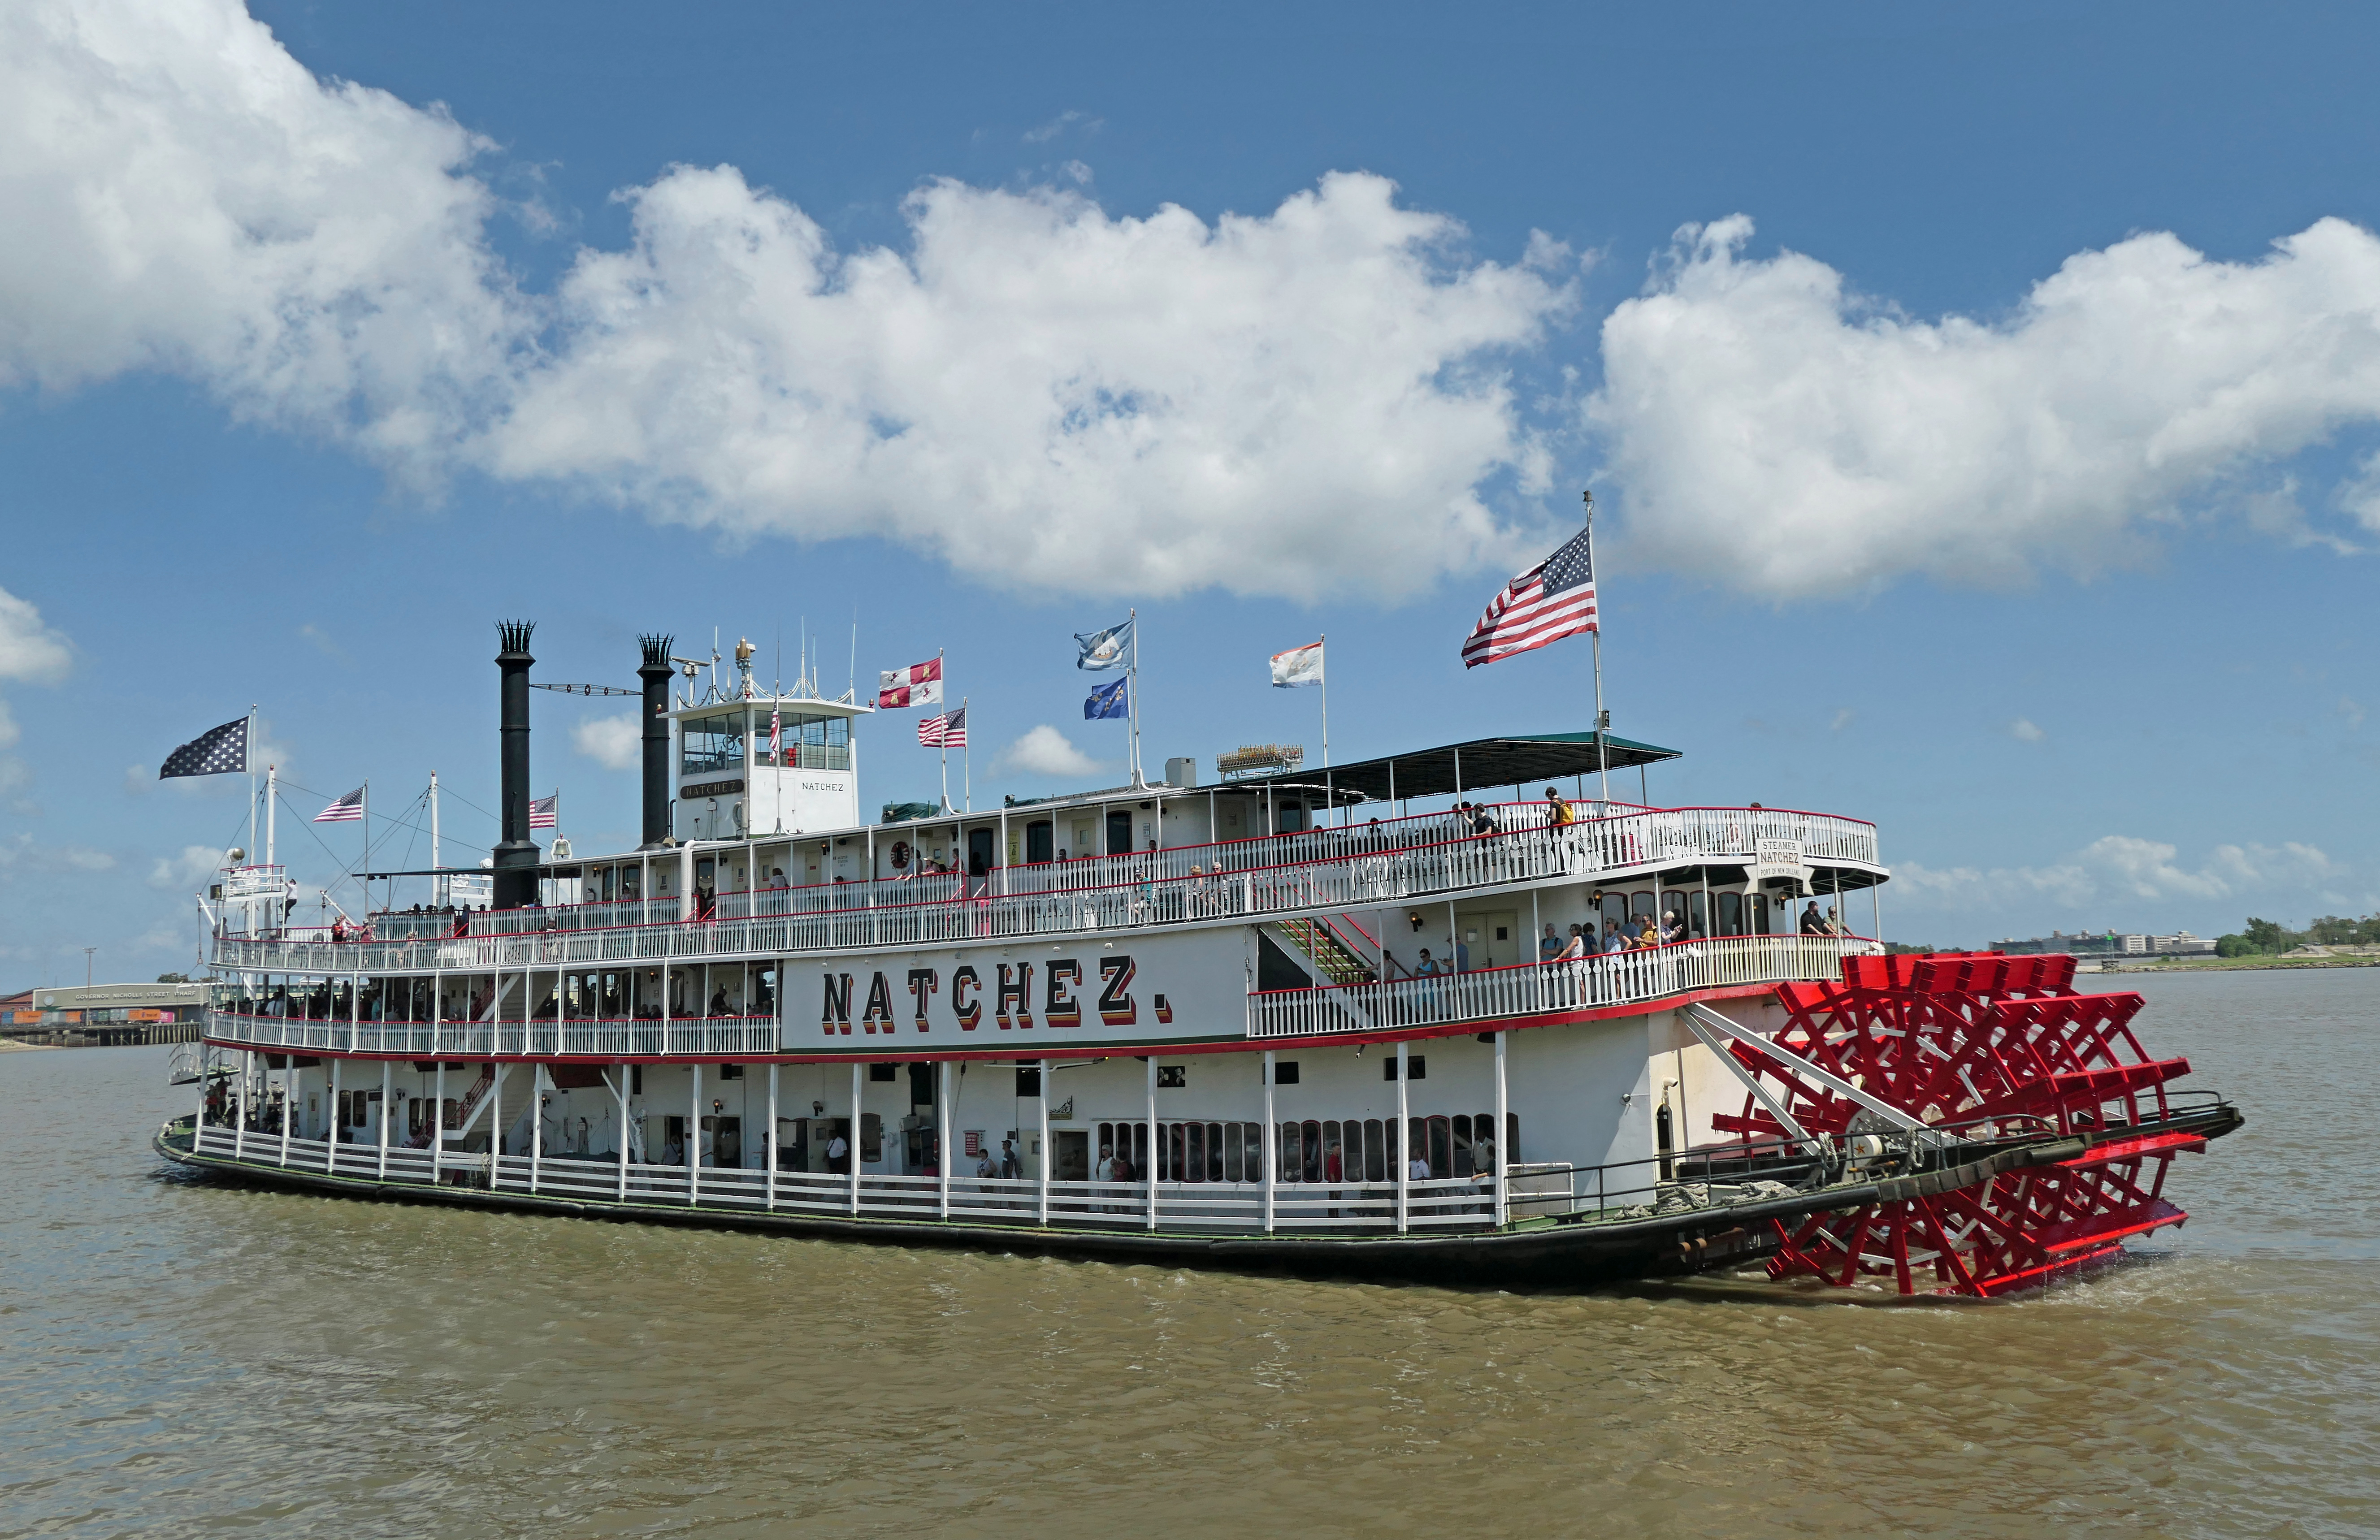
[1996,930,2214,959]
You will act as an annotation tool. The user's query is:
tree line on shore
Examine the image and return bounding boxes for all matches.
[2215,915,2380,957]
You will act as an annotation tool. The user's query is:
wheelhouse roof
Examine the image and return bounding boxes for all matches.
[1219,731,1682,804]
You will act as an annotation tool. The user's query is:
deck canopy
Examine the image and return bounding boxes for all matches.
[1223,731,1682,806]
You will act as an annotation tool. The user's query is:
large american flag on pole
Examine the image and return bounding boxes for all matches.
[530,794,558,830]
[313,786,365,823]
[1461,525,1598,668]
[918,706,967,748]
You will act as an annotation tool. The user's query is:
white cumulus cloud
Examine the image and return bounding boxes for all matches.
[1898,835,2337,911]
[0,586,70,680]
[484,166,1574,600]
[571,713,641,771]
[0,0,523,473]
[2008,718,2046,743]
[0,0,1575,602]
[150,843,225,889]
[1592,214,2380,596]
[999,725,1103,779]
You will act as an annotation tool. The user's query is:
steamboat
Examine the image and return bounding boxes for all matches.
[156,623,2241,1295]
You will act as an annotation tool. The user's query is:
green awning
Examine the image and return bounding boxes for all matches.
[1219,731,1681,805]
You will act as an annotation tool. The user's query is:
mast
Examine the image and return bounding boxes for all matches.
[1586,490,1609,805]
[430,771,442,908]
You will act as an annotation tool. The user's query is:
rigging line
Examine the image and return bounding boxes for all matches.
[272,788,368,901]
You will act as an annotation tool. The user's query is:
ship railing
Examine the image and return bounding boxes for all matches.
[1246,933,1879,1038]
[199,1010,778,1058]
[186,1116,1875,1235]
[209,804,1883,976]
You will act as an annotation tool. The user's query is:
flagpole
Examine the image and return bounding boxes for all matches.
[1128,607,1142,788]
[1318,635,1334,826]
[1585,490,1608,805]
[245,705,257,869]
[962,695,971,814]
[362,779,370,916]
[938,649,951,813]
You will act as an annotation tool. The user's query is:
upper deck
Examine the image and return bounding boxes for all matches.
[208,795,1883,978]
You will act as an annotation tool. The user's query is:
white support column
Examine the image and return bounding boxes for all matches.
[689,1060,702,1205]
[490,1063,502,1192]
[377,1058,391,1180]
[1395,1040,1409,1234]
[849,1060,863,1216]
[1035,1063,1050,1226]
[327,1056,340,1173]
[937,1059,951,1220]
[529,1062,544,1194]
[1262,1050,1276,1234]
[278,1054,292,1166]
[766,1062,779,1211]
[615,1061,630,1200]
[234,1049,247,1161]
[661,964,671,1057]
[1493,1031,1509,1228]
[1144,1055,1158,1231]
[433,1060,446,1184]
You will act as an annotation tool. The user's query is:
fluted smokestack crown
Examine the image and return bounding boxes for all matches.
[637,632,675,848]
[492,620,540,908]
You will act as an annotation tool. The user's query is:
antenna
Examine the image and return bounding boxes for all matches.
[847,611,858,704]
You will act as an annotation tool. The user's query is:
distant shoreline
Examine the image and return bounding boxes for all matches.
[2084,954,2380,974]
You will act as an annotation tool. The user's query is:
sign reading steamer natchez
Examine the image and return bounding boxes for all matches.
[809,927,1241,1051]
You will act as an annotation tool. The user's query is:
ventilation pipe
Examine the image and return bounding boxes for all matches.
[639,633,675,849]
[492,620,541,909]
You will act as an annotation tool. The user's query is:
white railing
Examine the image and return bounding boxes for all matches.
[210,802,1882,979]
[185,1122,1506,1233]
[1246,934,1877,1039]
[201,1012,778,1057]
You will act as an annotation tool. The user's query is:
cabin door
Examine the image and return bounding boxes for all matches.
[1025,820,1054,864]
[967,828,995,876]
[1106,809,1133,856]
[1053,1129,1090,1181]
[1461,909,1519,970]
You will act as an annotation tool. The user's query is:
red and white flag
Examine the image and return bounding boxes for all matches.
[529,793,558,830]
[313,786,364,823]
[919,705,967,748]
[877,657,944,709]
[768,706,780,760]
[1461,525,1597,668]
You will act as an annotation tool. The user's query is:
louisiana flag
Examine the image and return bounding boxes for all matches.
[877,657,944,709]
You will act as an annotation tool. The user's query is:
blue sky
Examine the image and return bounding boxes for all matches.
[3,0,2376,984]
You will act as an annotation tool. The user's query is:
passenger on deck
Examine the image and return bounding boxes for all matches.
[1560,925,1589,961]
[1539,923,1564,961]
[1799,901,1826,935]
[1468,802,1500,836]
[1545,786,1574,828]
[709,986,731,1017]
[766,867,789,890]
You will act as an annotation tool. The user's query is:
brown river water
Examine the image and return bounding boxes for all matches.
[3,969,2375,1538]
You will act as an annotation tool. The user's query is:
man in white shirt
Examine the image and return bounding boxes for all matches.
[825,1131,850,1173]
[1409,1152,1432,1182]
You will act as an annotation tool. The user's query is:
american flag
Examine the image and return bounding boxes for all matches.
[768,707,780,761]
[314,786,365,823]
[1461,525,1598,668]
[530,794,558,830]
[918,706,967,748]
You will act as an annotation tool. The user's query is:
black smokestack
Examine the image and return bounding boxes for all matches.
[638,633,674,849]
[492,620,540,909]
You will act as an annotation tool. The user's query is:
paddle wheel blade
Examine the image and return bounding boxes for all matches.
[1734,951,2208,1297]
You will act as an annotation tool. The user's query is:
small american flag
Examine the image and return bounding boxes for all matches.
[918,706,967,748]
[314,787,364,823]
[530,794,558,830]
[1461,525,1598,668]
[768,707,780,760]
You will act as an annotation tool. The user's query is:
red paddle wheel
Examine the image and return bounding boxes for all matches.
[1708,952,2208,1297]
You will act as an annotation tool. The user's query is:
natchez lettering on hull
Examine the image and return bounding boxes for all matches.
[814,931,1237,1048]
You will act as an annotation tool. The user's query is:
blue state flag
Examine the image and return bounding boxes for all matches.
[1075,619,1132,671]
[1084,677,1130,720]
